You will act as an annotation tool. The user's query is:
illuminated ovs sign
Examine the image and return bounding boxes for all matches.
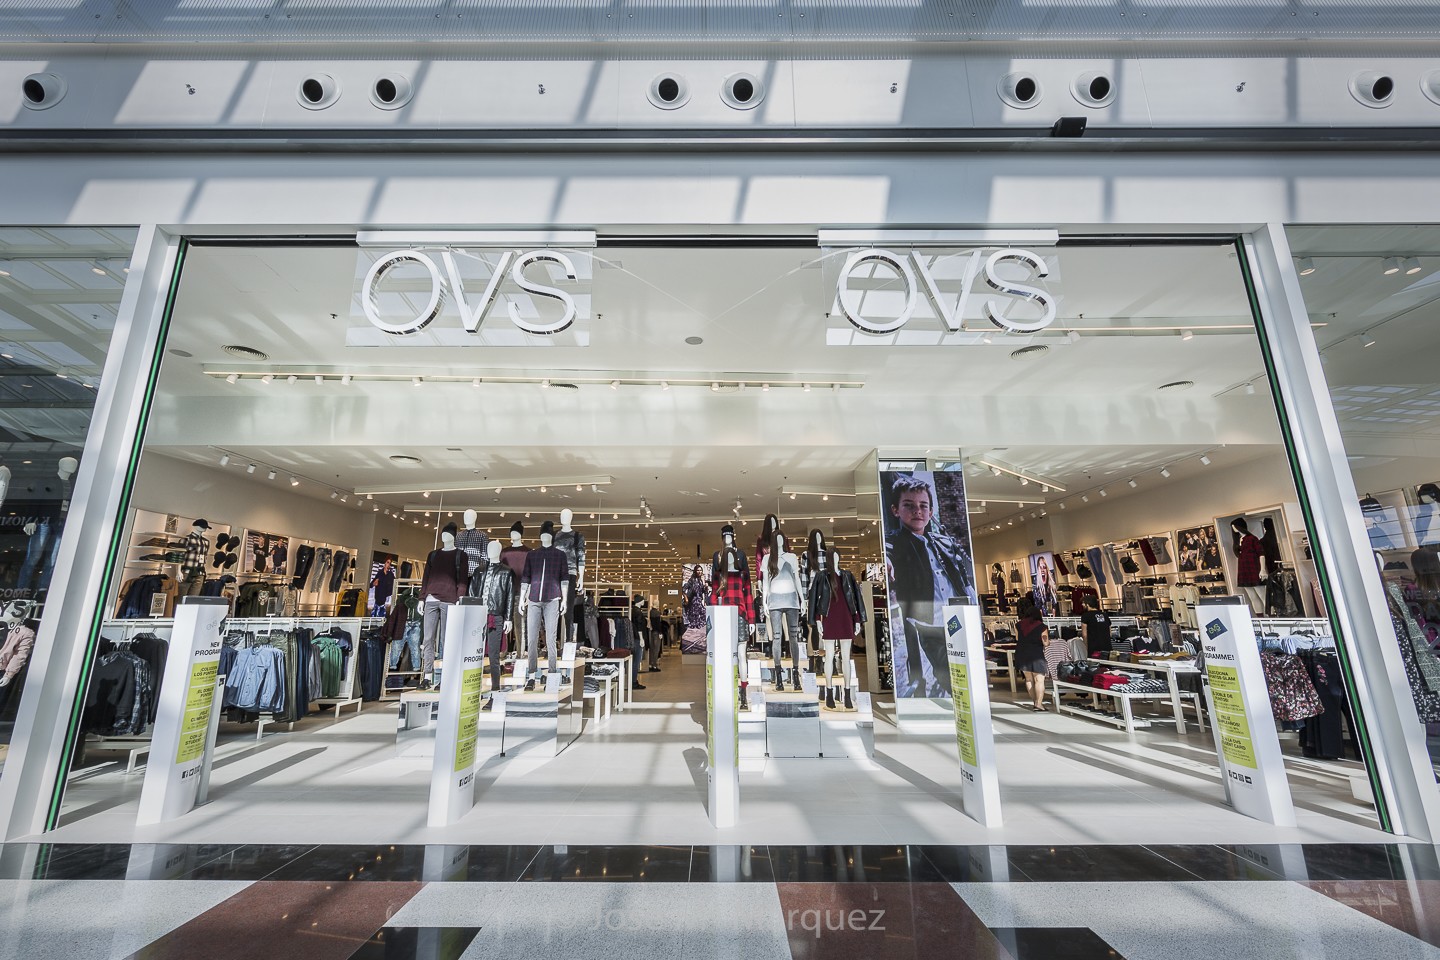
[836,247,1056,336]
[362,248,579,336]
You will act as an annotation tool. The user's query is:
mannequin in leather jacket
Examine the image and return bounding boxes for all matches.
[470,541,514,704]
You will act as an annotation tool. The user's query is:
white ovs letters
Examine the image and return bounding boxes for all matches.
[363,248,578,336]
[836,247,1056,336]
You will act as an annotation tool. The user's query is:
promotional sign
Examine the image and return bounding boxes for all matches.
[942,603,1003,827]
[427,598,489,827]
[136,597,228,825]
[879,467,977,705]
[1197,598,1296,826]
[706,605,740,828]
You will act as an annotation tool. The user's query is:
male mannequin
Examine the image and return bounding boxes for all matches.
[419,522,469,690]
[179,519,211,597]
[0,601,36,701]
[761,531,806,690]
[553,508,587,643]
[472,540,514,709]
[499,521,530,656]
[455,509,490,578]
[519,519,571,690]
[820,548,866,710]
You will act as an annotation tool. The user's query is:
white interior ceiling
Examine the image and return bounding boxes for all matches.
[141,238,1296,578]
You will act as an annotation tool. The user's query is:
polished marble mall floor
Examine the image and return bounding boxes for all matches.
[2,840,1440,959]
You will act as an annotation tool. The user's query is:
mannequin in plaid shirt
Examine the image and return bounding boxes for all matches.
[710,524,754,709]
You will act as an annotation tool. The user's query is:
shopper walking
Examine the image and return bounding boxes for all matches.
[1015,596,1050,711]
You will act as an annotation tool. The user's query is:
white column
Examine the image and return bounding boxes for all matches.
[707,605,739,828]
[1244,225,1440,841]
[0,225,181,840]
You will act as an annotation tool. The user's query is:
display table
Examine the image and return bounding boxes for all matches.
[984,645,1019,694]
[818,691,874,758]
[1088,656,1204,734]
[763,691,822,757]
[395,689,444,758]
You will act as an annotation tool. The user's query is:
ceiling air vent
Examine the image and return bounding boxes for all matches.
[1158,380,1195,392]
[223,344,269,361]
[552,382,580,390]
[721,73,764,110]
[21,73,66,110]
[998,73,1041,109]
[1009,344,1050,361]
[388,454,423,465]
[297,74,341,110]
[1071,71,1115,108]
[648,73,690,110]
[1350,71,1396,108]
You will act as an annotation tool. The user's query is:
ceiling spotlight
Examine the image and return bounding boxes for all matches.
[1200,455,1212,466]
[1297,257,1316,276]
[1181,330,1194,341]
[219,454,230,466]
[225,373,239,384]
[1362,333,1377,348]
[1081,495,1089,503]
[329,490,338,499]
[260,374,274,384]
[1384,257,1403,276]
[341,374,352,384]
[1058,502,1066,510]
[1066,330,1081,344]
[289,476,299,487]
[91,264,107,276]
[287,375,297,384]
[1404,257,1423,275]
[1160,467,1171,478]
[374,504,380,512]
[831,383,841,393]
[1098,488,1107,497]
[613,513,619,519]
[802,383,811,392]
[423,490,431,498]
[762,383,770,392]
[660,380,669,391]
[246,463,256,474]
[711,381,720,392]
[266,469,277,481]
[313,375,322,385]
[412,376,422,387]
[990,465,1002,477]
[1244,382,1257,395]
[340,495,347,503]
[540,486,547,493]
[525,511,531,518]
[1019,477,1029,486]
[1127,479,1138,489]
[790,492,797,500]
[576,484,583,491]
[981,332,993,345]
[540,379,551,388]
[822,494,830,501]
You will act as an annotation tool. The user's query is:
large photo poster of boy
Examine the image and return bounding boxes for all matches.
[880,469,977,699]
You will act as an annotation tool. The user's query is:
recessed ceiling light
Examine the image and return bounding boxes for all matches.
[389,454,422,465]
[685,336,704,345]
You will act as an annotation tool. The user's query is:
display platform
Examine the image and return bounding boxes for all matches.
[393,663,585,760]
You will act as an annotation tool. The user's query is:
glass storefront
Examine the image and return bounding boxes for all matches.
[1287,225,1440,770]
[0,227,136,750]
[36,230,1389,840]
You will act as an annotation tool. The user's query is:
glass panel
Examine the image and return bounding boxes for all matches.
[1287,225,1440,769]
[0,227,136,747]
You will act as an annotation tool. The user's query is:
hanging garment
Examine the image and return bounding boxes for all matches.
[1265,568,1307,617]
[1259,651,1323,722]
[1085,547,1106,586]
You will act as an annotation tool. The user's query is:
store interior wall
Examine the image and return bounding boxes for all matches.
[976,454,1298,567]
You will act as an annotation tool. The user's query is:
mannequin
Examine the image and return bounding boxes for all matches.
[419,522,469,689]
[990,562,1009,612]
[499,521,530,656]
[0,464,10,511]
[519,519,571,690]
[762,531,806,690]
[16,458,77,597]
[179,518,211,597]
[819,548,866,710]
[471,540,514,709]
[1231,518,1268,613]
[803,529,833,679]
[0,600,36,696]
[754,512,780,651]
[710,523,755,710]
[455,509,490,578]
[553,508,587,643]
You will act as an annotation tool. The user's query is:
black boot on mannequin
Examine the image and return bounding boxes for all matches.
[739,684,749,711]
[843,687,855,711]
[824,685,835,710]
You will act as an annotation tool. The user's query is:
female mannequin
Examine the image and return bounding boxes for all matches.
[419,523,468,690]
[1231,518,1267,613]
[990,562,1009,612]
[803,529,833,677]
[819,548,866,710]
[762,531,806,690]
[711,538,754,710]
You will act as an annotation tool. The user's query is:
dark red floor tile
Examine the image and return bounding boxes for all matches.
[1304,879,1440,948]
[776,882,1008,960]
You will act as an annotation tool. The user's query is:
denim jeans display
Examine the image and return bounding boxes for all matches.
[388,619,421,671]
[16,519,61,595]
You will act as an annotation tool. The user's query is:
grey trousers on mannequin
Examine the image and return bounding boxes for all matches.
[769,606,802,676]
[421,598,450,679]
[526,597,562,677]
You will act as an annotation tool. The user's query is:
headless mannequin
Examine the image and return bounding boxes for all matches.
[475,540,513,708]
[1232,518,1269,613]
[518,522,571,689]
[419,529,466,689]
[819,549,863,710]
[804,530,831,676]
[762,532,806,691]
[712,524,755,710]
[555,507,586,643]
